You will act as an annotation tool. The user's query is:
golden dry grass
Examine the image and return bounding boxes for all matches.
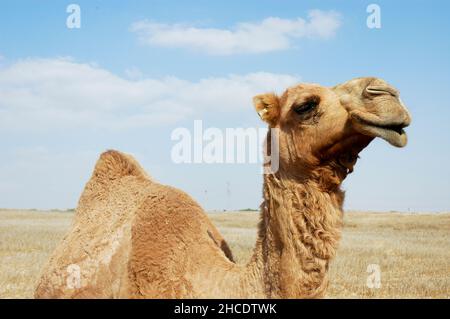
[1,209,449,298]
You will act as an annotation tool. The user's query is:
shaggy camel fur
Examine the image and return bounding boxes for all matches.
[35,77,411,298]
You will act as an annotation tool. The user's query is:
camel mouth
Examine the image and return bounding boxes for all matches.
[355,119,408,147]
[350,112,410,148]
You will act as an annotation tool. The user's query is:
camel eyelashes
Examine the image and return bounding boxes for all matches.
[294,101,316,114]
[293,96,320,114]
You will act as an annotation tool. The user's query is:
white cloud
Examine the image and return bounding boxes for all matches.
[131,10,341,55]
[0,58,300,130]
[124,66,144,80]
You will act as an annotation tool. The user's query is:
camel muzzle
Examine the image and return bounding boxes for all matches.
[350,110,410,147]
[336,78,412,147]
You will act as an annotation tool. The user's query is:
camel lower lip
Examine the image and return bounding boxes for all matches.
[367,124,406,137]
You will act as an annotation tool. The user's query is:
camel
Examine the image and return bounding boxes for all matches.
[35,77,411,298]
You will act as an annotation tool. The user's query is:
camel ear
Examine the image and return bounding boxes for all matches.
[253,93,280,126]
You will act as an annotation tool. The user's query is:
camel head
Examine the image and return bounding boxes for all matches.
[253,77,411,180]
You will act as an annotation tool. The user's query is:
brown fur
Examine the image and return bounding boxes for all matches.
[35,77,410,298]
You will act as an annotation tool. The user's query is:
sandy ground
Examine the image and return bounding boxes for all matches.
[0,209,449,298]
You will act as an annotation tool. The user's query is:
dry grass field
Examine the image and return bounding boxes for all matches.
[0,209,449,298]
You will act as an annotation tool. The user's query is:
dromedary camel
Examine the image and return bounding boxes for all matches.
[35,77,411,298]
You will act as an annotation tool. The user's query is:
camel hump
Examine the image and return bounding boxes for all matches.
[91,150,151,183]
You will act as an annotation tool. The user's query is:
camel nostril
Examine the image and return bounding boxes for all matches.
[365,85,399,97]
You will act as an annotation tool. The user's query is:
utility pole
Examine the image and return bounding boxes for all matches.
[226,181,231,211]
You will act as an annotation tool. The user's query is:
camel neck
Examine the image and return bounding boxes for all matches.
[247,171,344,298]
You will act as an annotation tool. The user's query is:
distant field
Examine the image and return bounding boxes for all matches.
[0,209,449,298]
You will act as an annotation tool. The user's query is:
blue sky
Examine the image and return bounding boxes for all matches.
[0,0,449,211]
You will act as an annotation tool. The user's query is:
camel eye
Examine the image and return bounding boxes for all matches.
[293,96,320,114]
